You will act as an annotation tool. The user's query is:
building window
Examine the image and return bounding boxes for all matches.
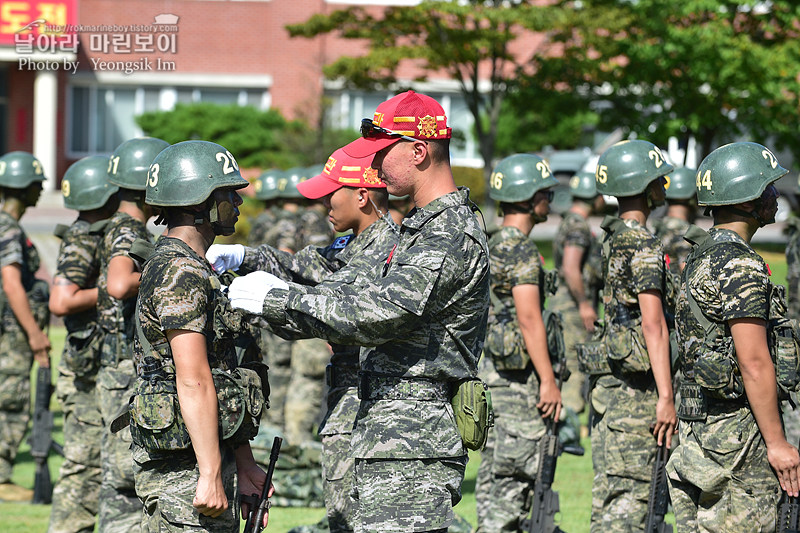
[68,85,268,156]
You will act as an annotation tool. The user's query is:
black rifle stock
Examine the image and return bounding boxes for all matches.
[243,436,281,533]
[778,439,800,533]
[30,366,63,504]
[520,417,564,533]
[645,440,672,533]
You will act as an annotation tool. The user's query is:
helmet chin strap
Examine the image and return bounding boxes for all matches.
[208,200,235,236]
[727,205,770,227]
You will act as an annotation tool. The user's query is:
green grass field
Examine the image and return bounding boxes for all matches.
[1,243,788,532]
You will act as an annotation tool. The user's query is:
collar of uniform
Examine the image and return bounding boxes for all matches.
[401,187,471,230]
[336,215,397,264]
[708,226,751,248]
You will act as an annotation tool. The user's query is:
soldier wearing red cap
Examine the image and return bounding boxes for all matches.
[225,91,490,532]
[208,147,397,532]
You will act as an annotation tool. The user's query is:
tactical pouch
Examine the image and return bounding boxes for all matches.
[213,364,266,445]
[484,316,529,371]
[577,339,612,376]
[62,324,103,378]
[543,309,570,382]
[450,379,493,451]
[677,382,707,421]
[768,284,800,398]
[129,380,192,452]
[29,279,50,330]
[605,319,651,374]
[693,337,744,400]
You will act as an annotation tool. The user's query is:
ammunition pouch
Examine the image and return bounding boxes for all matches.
[676,382,707,421]
[577,328,612,377]
[692,336,745,401]
[29,279,50,330]
[450,378,493,451]
[768,284,800,399]
[484,312,529,371]
[544,309,569,383]
[62,323,103,378]
[605,308,651,375]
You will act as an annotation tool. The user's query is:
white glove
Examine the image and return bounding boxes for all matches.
[206,244,245,273]
[228,271,290,314]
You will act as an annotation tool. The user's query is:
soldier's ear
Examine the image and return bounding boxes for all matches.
[356,187,369,207]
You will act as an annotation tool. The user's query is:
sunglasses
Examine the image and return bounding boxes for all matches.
[360,118,421,143]
[536,189,555,202]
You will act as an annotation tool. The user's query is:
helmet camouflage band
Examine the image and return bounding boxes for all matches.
[145,140,248,207]
[108,137,169,190]
[254,169,284,201]
[62,156,119,211]
[279,167,307,199]
[0,151,47,189]
[569,171,597,200]
[595,139,674,197]
[664,167,697,201]
[696,142,788,206]
[489,154,559,203]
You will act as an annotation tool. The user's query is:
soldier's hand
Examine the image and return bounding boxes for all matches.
[653,396,677,448]
[28,329,50,368]
[194,473,229,517]
[537,379,562,421]
[229,271,289,314]
[768,440,800,497]
[206,244,245,273]
[579,301,597,333]
[239,463,272,528]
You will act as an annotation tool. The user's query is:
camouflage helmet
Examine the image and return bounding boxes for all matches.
[665,167,697,201]
[279,167,307,199]
[108,137,169,190]
[696,142,788,206]
[489,154,559,203]
[145,141,248,207]
[595,140,674,197]
[0,151,47,189]
[569,170,597,200]
[62,156,119,211]
[254,169,283,201]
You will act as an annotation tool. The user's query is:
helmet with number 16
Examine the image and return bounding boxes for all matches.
[489,154,559,203]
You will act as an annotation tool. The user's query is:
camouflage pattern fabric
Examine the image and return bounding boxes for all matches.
[0,210,42,483]
[48,219,104,533]
[592,218,666,531]
[549,210,595,414]
[260,188,489,531]
[667,229,779,530]
[251,429,324,508]
[300,203,335,248]
[96,211,152,532]
[284,338,329,444]
[653,215,691,276]
[476,225,548,531]
[132,236,241,531]
[247,206,279,249]
[784,218,800,444]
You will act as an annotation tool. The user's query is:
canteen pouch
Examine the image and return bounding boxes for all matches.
[213,364,266,445]
[450,379,493,451]
[484,316,529,371]
[62,324,103,378]
[605,319,651,374]
[543,309,570,382]
[129,380,192,452]
[693,336,744,400]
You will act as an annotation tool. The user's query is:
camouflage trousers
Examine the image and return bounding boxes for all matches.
[284,338,329,445]
[474,369,546,532]
[133,445,240,533]
[782,398,800,446]
[589,376,618,533]
[667,405,781,532]
[48,372,102,533]
[353,456,467,533]
[97,359,140,533]
[0,327,33,483]
[320,385,360,532]
[548,290,589,415]
[592,376,656,532]
[261,330,292,429]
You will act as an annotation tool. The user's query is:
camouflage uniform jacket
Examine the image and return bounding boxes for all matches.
[262,188,490,459]
[654,215,691,276]
[675,228,769,401]
[55,219,102,335]
[300,204,334,248]
[551,210,593,306]
[0,210,40,298]
[97,211,152,342]
[247,207,279,248]
[786,216,800,323]
[259,207,301,252]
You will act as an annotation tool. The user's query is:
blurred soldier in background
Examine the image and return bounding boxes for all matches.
[549,170,605,420]
[654,166,697,275]
[248,169,284,249]
[475,154,561,531]
[590,140,675,531]
[96,137,167,532]
[48,157,119,532]
[0,151,50,502]
[784,174,800,445]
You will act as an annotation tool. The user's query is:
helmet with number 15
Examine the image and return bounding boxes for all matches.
[595,140,673,197]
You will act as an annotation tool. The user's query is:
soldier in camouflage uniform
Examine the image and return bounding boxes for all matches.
[667,142,800,532]
[47,157,119,532]
[96,137,167,532]
[653,166,697,275]
[130,140,269,533]
[473,154,561,531]
[209,146,397,532]
[548,170,604,417]
[0,151,50,502]
[228,91,489,532]
[248,169,283,250]
[590,140,676,532]
[784,187,800,445]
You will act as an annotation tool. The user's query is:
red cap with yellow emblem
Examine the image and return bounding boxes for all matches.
[343,90,452,158]
[297,147,384,200]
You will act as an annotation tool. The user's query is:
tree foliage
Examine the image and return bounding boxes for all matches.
[526,0,800,162]
[136,103,358,169]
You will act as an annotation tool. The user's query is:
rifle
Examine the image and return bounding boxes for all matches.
[644,439,672,533]
[242,436,282,533]
[778,439,800,533]
[30,365,63,504]
[520,416,563,533]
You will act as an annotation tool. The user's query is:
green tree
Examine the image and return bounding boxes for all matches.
[527,1,800,162]
[286,0,554,178]
[136,103,358,169]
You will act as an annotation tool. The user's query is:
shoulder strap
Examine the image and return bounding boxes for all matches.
[53,224,69,240]
[128,238,156,267]
[88,218,111,236]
